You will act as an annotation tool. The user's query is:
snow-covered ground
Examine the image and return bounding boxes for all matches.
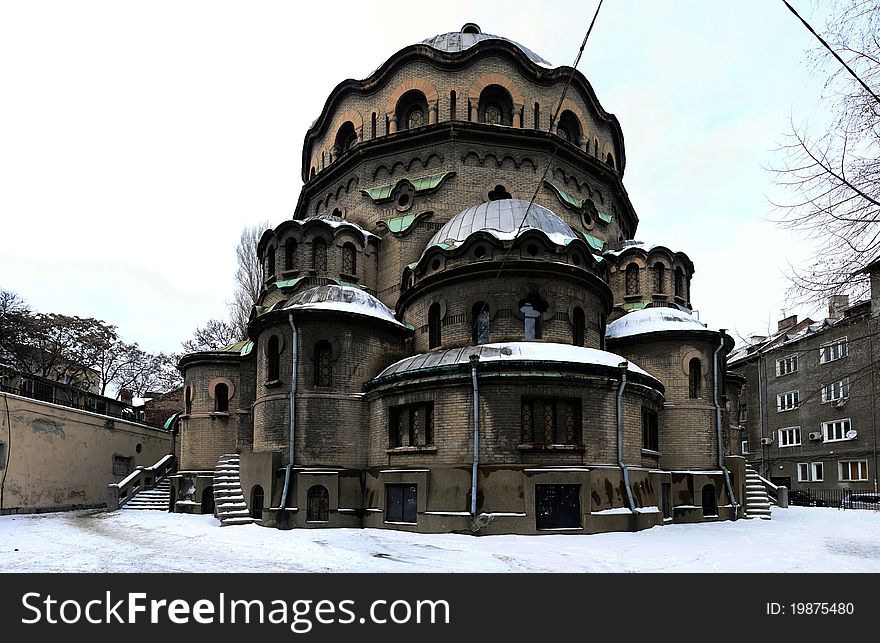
[1,506,879,573]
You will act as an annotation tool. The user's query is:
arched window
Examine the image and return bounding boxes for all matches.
[266,246,276,279]
[309,167,316,179]
[450,90,457,120]
[184,386,192,415]
[307,485,329,522]
[701,484,717,517]
[478,85,513,126]
[396,90,429,131]
[594,139,599,157]
[250,485,264,519]
[654,263,665,294]
[606,153,615,169]
[341,243,356,276]
[534,102,540,129]
[472,302,491,345]
[675,267,685,298]
[371,112,377,139]
[267,335,280,382]
[689,357,702,398]
[312,238,327,272]
[572,307,585,347]
[315,341,332,387]
[284,238,297,271]
[557,110,582,145]
[334,121,357,155]
[214,383,229,412]
[428,302,441,349]
[625,263,640,296]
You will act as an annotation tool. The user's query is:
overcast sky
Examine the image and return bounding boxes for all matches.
[0,0,835,353]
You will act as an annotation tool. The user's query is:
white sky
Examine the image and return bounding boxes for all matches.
[0,0,835,353]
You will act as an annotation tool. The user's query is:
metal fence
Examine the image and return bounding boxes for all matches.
[0,383,140,422]
[788,487,880,510]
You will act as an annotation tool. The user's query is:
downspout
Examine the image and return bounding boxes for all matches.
[616,362,636,514]
[278,313,298,524]
[714,330,739,520]
[469,355,480,516]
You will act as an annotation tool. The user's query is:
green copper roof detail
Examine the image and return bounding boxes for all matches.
[623,301,649,311]
[361,172,456,203]
[239,340,254,356]
[274,277,306,289]
[543,180,585,211]
[163,412,180,430]
[582,232,605,251]
[596,210,613,224]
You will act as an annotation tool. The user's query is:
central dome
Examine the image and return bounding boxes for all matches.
[424,199,578,255]
[420,23,552,67]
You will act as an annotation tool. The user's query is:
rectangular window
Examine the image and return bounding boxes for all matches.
[820,378,850,403]
[776,354,799,376]
[797,463,809,482]
[641,407,659,452]
[520,397,581,445]
[778,426,801,447]
[741,439,749,455]
[819,337,848,364]
[0,441,6,468]
[738,404,748,423]
[822,418,851,442]
[776,390,799,412]
[112,455,133,476]
[385,484,417,523]
[388,402,434,448]
[839,460,868,482]
[811,462,824,482]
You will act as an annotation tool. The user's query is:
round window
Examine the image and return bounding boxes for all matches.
[474,246,487,258]
[527,244,540,257]
[431,258,441,271]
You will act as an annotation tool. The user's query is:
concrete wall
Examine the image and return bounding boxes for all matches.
[0,392,172,514]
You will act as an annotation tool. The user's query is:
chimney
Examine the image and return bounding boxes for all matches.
[120,388,133,405]
[828,295,849,319]
[777,314,798,332]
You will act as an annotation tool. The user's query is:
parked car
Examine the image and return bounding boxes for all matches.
[842,491,880,509]
[788,490,827,507]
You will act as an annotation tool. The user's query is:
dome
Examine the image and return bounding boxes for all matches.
[424,199,578,256]
[605,308,710,340]
[420,23,553,68]
[284,285,406,328]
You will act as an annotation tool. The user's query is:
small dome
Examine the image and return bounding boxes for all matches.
[424,199,578,256]
[605,308,710,340]
[284,285,405,327]
[420,24,552,67]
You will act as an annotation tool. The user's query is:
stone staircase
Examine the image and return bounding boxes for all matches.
[121,478,171,511]
[213,454,254,526]
[743,464,772,519]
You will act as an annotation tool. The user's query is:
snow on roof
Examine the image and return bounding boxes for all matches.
[375,342,659,381]
[295,213,378,244]
[420,26,553,68]
[605,308,711,340]
[284,285,406,328]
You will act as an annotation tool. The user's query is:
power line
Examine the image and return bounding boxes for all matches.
[470,0,605,340]
[781,0,880,106]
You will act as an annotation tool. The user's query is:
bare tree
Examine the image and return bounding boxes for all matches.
[770,0,880,306]
[230,221,270,339]
[181,318,240,353]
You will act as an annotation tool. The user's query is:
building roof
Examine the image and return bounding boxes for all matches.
[420,24,553,68]
[284,285,406,328]
[423,199,578,257]
[605,308,711,340]
[374,342,658,381]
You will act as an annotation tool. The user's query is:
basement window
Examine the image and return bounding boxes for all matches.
[113,455,134,476]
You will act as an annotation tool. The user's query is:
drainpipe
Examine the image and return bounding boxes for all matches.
[278,314,298,524]
[714,330,739,520]
[469,354,480,516]
[616,362,637,514]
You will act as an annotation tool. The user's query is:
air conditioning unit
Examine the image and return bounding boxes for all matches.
[808,431,823,441]
[760,437,773,445]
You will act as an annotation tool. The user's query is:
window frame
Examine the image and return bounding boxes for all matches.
[776,390,800,412]
[778,426,801,447]
[838,460,868,482]
[641,406,659,452]
[811,462,824,482]
[820,378,850,403]
[775,354,799,377]
[822,418,852,443]
[520,397,582,446]
[797,462,809,482]
[388,401,435,449]
[819,337,848,364]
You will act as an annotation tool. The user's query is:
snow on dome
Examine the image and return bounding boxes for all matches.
[605,308,711,340]
[284,285,405,327]
[294,213,378,243]
[374,342,658,382]
[423,199,578,257]
[420,24,553,68]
